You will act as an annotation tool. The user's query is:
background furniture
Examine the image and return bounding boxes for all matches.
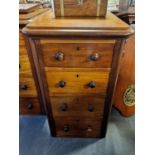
[19,3,49,114]
[112,1,135,117]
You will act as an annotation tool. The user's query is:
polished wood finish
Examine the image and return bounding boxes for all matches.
[53,0,108,17]
[22,10,133,137]
[51,95,104,118]
[45,67,110,95]
[19,5,49,114]
[40,39,115,68]
[26,11,131,32]
[19,75,37,97]
[19,97,41,114]
[54,117,102,137]
[113,33,135,117]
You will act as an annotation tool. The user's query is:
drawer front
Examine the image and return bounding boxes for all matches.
[19,76,37,97]
[54,117,102,137]
[19,97,41,114]
[19,55,32,76]
[51,95,104,118]
[40,40,115,68]
[45,68,110,95]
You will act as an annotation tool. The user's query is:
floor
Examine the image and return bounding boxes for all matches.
[19,108,135,155]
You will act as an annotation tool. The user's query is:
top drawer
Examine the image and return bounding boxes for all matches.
[40,39,115,68]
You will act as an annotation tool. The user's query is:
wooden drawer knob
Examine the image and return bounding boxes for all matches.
[87,126,93,132]
[54,52,64,61]
[59,103,68,111]
[26,102,33,110]
[88,105,94,112]
[64,125,69,132]
[59,80,66,88]
[87,81,96,88]
[19,84,28,90]
[89,53,100,61]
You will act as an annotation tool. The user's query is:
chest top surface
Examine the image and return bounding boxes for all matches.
[23,10,133,37]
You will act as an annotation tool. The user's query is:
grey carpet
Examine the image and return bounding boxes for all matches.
[19,108,135,155]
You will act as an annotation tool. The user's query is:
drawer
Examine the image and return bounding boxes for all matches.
[54,117,102,137]
[51,95,104,118]
[19,76,37,97]
[45,68,110,95]
[19,55,32,76]
[19,97,41,114]
[40,39,115,68]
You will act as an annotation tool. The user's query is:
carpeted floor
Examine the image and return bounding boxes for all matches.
[19,108,135,155]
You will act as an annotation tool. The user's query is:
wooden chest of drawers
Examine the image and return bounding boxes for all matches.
[22,11,133,137]
[19,4,49,115]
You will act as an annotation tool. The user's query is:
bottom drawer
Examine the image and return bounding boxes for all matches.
[19,97,41,115]
[54,117,102,138]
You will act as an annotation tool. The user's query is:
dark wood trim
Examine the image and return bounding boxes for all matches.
[34,39,56,136]
[22,27,134,38]
[28,37,56,136]
[101,39,125,137]
[22,34,46,114]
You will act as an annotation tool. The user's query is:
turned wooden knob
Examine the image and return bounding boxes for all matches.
[26,102,33,110]
[87,126,93,132]
[59,103,68,111]
[87,81,96,88]
[54,52,64,61]
[89,53,100,61]
[58,80,66,88]
[88,105,94,112]
[64,125,69,132]
[19,84,28,90]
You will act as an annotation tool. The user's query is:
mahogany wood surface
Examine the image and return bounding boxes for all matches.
[45,67,110,95]
[51,95,104,118]
[19,7,49,115]
[19,97,41,114]
[113,33,135,117]
[40,39,115,68]
[26,10,130,31]
[54,117,102,137]
[19,75,38,97]
[53,0,107,17]
[22,10,133,137]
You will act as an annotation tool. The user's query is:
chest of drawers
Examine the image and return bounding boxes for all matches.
[19,4,49,115]
[22,10,133,137]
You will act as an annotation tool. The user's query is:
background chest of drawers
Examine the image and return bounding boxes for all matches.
[22,10,133,137]
[19,3,49,115]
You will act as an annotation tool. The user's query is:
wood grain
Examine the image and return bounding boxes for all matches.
[19,76,37,97]
[19,97,41,114]
[40,39,115,68]
[53,0,107,17]
[54,117,102,137]
[45,67,110,95]
[22,10,133,137]
[19,55,33,76]
[113,34,135,116]
[26,11,130,31]
[51,95,105,118]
